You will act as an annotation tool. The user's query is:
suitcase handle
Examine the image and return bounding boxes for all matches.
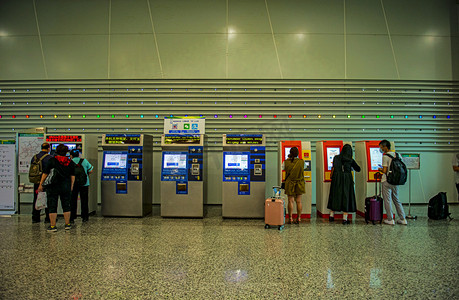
[374,172,382,196]
[272,186,282,198]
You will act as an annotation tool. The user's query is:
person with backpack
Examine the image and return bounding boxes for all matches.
[377,140,407,225]
[327,144,361,225]
[37,144,75,232]
[29,143,53,223]
[69,149,94,223]
[453,153,459,201]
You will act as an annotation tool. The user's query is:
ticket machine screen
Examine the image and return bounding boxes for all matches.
[104,153,128,169]
[327,147,340,170]
[64,144,77,151]
[369,147,382,171]
[284,147,291,160]
[163,153,187,169]
[224,154,248,171]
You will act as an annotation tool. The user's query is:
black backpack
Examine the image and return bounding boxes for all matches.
[74,158,88,186]
[428,192,452,220]
[385,153,407,185]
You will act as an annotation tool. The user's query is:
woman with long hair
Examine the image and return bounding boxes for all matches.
[327,144,361,225]
[283,147,305,224]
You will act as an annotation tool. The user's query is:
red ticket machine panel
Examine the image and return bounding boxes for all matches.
[365,141,382,182]
[281,141,302,181]
[323,141,343,182]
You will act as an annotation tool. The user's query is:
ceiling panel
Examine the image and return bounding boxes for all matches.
[36,0,109,35]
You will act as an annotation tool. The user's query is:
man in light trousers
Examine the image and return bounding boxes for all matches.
[378,140,407,225]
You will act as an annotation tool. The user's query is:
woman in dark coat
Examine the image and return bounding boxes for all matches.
[327,144,361,225]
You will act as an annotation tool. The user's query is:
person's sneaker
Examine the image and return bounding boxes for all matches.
[397,219,408,225]
[32,219,41,224]
[383,219,395,225]
[44,219,50,224]
[47,225,57,232]
[64,224,72,230]
[329,216,335,222]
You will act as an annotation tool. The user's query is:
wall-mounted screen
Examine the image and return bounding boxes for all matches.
[369,147,382,171]
[104,153,128,169]
[163,153,187,169]
[327,147,340,171]
[224,154,248,170]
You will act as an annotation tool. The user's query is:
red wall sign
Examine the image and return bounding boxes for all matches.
[46,135,82,142]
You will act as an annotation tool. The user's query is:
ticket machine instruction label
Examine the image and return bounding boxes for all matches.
[105,134,141,145]
[164,134,201,144]
[225,134,263,145]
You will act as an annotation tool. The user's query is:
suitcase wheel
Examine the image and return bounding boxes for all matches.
[278,225,283,230]
[264,224,269,229]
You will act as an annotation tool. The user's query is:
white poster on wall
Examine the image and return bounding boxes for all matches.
[0,140,16,211]
[163,117,205,134]
[18,133,44,173]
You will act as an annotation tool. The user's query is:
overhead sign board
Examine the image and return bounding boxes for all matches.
[164,117,205,134]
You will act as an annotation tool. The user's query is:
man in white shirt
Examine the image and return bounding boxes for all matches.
[378,140,407,225]
[453,153,459,200]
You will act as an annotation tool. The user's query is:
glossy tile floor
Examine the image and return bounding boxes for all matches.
[1,205,458,299]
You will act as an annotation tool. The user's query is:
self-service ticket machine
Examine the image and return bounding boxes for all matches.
[222,134,265,218]
[44,134,98,214]
[315,140,352,219]
[355,140,395,218]
[101,134,152,217]
[160,134,205,217]
[278,140,312,219]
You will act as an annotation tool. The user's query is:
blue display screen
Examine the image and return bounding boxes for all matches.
[223,151,250,176]
[161,151,188,177]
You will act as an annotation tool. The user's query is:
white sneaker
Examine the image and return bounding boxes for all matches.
[383,219,395,225]
[397,219,407,225]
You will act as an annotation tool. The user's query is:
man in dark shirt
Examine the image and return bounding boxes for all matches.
[31,143,52,223]
[38,144,75,232]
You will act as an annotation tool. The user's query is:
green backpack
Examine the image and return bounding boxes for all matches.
[28,154,49,184]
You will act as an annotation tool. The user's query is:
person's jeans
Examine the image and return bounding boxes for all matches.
[32,183,49,221]
[71,185,89,221]
[382,181,406,221]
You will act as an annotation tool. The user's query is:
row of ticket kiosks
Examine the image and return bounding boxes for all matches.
[40,133,391,220]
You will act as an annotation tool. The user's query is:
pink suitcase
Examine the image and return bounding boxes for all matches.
[264,186,285,230]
